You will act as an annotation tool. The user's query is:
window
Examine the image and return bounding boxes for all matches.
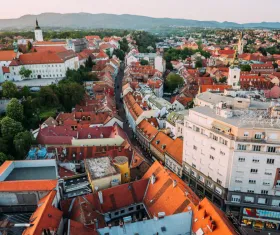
[120,210,125,214]
[244,196,254,203]
[267,146,276,153]
[252,158,259,163]
[250,169,258,174]
[253,145,261,151]
[238,157,245,162]
[238,144,246,150]
[249,179,256,184]
[231,195,241,203]
[210,155,215,160]
[114,211,119,216]
[217,179,222,185]
[193,145,197,150]
[210,146,215,150]
[220,138,228,146]
[220,151,225,155]
[263,180,270,186]
[244,132,249,137]
[136,205,141,210]
[128,207,134,211]
[211,133,218,141]
[261,190,268,195]
[255,133,262,139]
[267,159,275,164]
[247,190,254,193]
[192,163,196,168]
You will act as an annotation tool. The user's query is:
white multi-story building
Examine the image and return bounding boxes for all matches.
[183,102,280,231]
[9,50,79,81]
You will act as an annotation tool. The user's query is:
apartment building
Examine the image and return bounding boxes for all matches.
[183,102,280,232]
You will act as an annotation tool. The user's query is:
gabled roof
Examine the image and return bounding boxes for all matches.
[165,138,183,165]
[151,132,174,154]
[192,198,238,235]
[23,191,63,235]
[142,161,199,216]
[136,119,158,141]
[0,50,16,61]
[200,84,232,93]
[93,179,149,213]
[10,50,76,65]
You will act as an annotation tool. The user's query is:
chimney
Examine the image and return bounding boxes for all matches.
[151,174,156,184]
[158,212,165,219]
[98,191,103,204]
[173,180,177,188]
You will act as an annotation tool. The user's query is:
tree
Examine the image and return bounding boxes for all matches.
[195,59,203,68]
[19,67,32,78]
[39,86,59,107]
[2,81,18,98]
[219,77,227,83]
[113,49,125,61]
[0,152,11,165]
[6,98,24,122]
[140,59,149,66]
[0,116,23,141]
[120,38,129,52]
[105,49,111,58]
[20,86,31,98]
[26,41,32,52]
[85,56,94,70]
[165,73,184,93]
[57,82,84,112]
[13,131,34,159]
[0,138,8,154]
[240,64,251,72]
[166,61,173,70]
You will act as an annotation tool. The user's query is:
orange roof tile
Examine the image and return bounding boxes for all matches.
[23,190,63,235]
[142,161,199,217]
[165,138,183,165]
[200,84,232,93]
[151,132,174,154]
[0,161,12,175]
[0,50,16,61]
[136,119,158,141]
[192,198,238,235]
[0,179,57,192]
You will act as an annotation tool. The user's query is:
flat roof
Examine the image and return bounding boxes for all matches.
[190,106,280,129]
[98,211,193,235]
[85,157,118,179]
[4,166,56,181]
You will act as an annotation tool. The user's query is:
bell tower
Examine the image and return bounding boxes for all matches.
[34,19,44,42]
[228,47,241,90]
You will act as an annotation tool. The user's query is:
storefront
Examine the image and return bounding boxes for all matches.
[242,208,280,231]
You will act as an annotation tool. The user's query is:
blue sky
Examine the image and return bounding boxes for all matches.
[1,0,280,23]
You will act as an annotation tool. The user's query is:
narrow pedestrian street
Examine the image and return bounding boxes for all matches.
[114,63,153,165]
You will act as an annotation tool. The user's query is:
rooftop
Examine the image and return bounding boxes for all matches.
[4,166,56,181]
[98,211,192,235]
[85,157,119,180]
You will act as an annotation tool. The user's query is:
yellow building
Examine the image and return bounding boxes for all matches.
[113,156,130,183]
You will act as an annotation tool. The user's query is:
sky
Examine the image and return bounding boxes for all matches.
[1,0,280,23]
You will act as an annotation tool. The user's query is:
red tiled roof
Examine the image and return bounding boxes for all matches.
[10,50,76,65]
[142,161,199,216]
[137,119,158,141]
[200,84,232,93]
[193,198,238,235]
[0,180,57,192]
[151,132,174,154]
[0,50,16,61]
[165,138,183,165]
[33,46,67,53]
[23,191,63,235]
[218,49,235,55]
[93,179,149,213]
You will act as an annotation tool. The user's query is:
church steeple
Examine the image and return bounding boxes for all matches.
[35,18,41,30]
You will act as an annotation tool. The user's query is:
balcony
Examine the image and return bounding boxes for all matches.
[236,137,280,145]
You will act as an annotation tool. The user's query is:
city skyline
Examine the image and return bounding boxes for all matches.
[1,0,280,23]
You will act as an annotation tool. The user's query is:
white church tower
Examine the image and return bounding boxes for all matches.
[34,19,43,42]
[228,50,241,90]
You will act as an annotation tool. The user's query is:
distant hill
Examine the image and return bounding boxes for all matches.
[0,13,280,30]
